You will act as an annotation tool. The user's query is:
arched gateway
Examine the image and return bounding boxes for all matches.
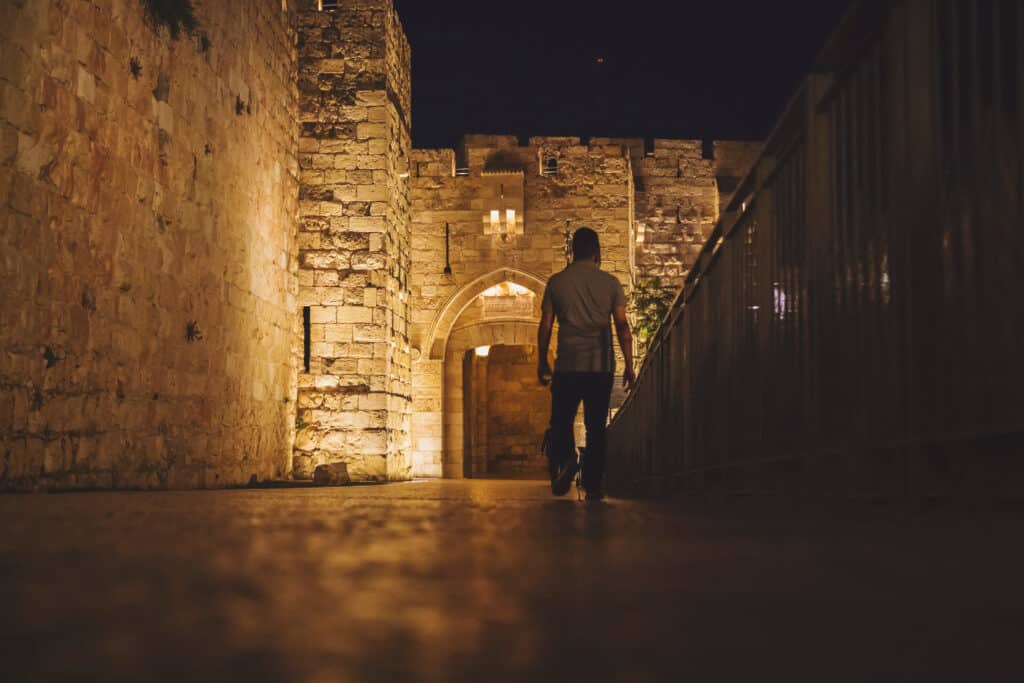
[411,270,548,479]
[400,133,749,480]
[293,118,745,482]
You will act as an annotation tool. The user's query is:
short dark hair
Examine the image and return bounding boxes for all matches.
[572,227,600,261]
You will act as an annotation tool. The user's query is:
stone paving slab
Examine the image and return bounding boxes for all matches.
[1,481,1022,682]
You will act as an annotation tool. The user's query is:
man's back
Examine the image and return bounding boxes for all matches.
[537,227,634,499]
[542,261,626,375]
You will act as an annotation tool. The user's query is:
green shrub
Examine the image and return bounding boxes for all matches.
[629,277,676,349]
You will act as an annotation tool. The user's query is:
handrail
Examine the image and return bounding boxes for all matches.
[606,0,1024,499]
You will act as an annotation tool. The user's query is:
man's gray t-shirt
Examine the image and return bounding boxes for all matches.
[541,261,627,374]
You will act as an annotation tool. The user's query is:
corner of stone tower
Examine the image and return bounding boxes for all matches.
[293,0,414,483]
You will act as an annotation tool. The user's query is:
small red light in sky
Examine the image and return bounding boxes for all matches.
[596,57,605,63]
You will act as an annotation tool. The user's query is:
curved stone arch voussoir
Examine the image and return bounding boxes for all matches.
[445,320,541,358]
[425,268,547,360]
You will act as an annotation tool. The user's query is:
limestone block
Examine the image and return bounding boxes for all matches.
[346,342,375,358]
[351,251,385,270]
[356,184,387,201]
[322,231,369,250]
[314,375,341,391]
[323,324,354,343]
[342,453,387,482]
[314,271,341,287]
[298,232,322,250]
[309,309,337,325]
[349,216,386,232]
[353,429,387,455]
[335,306,372,324]
[302,251,350,270]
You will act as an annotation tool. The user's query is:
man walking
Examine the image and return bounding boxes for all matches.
[537,227,635,500]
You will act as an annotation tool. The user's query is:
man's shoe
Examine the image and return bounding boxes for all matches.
[551,459,578,497]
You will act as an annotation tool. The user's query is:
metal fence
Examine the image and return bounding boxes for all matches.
[607,0,1024,498]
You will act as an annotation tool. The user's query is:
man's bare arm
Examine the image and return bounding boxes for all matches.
[612,304,635,390]
[536,310,555,386]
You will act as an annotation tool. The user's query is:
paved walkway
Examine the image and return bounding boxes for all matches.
[1,480,1021,681]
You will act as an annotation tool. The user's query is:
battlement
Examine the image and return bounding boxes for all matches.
[411,136,759,182]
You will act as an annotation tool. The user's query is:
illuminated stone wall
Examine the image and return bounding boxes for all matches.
[406,135,759,478]
[0,0,299,490]
[293,0,412,482]
[484,345,549,478]
[0,0,761,489]
[408,136,634,477]
[599,138,761,289]
[633,140,720,284]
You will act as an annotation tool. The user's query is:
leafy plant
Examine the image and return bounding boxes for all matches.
[141,0,198,40]
[629,277,676,348]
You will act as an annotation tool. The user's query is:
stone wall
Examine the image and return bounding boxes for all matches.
[406,135,760,478]
[293,0,412,482]
[0,0,762,489]
[633,140,718,285]
[591,137,760,289]
[485,345,549,478]
[0,0,299,490]
[408,135,634,477]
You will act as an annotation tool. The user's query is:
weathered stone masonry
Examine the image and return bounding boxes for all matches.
[0,0,299,490]
[405,135,757,478]
[603,138,761,285]
[0,0,759,489]
[407,136,636,478]
[293,0,412,482]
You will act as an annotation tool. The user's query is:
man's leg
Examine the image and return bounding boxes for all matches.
[581,373,614,494]
[548,373,582,491]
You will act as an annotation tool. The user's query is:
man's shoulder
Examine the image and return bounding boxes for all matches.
[546,267,570,289]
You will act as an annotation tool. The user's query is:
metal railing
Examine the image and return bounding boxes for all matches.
[607,0,1024,498]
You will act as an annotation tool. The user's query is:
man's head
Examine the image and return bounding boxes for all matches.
[572,227,601,263]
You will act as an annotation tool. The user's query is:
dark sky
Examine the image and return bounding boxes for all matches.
[393,0,854,149]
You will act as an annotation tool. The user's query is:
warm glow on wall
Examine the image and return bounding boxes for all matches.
[481,281,532,298]
[490,210,501,232]
[475,346,491,357]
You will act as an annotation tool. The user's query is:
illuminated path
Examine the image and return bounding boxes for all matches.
[1,480,1019,681]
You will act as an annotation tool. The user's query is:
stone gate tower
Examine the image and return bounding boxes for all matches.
[293,0,413,482]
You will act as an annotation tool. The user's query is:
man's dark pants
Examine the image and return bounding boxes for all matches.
[548,372,614,492]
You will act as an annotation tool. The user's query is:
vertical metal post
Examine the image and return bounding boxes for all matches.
[444,223,452,275]
[302,306,311,373]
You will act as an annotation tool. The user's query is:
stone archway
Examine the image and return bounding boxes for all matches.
[421,268,547,361]
[411,270,548,478]
[443,320,543,479]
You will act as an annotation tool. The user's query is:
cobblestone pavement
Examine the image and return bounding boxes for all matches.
[1,480,1022,682]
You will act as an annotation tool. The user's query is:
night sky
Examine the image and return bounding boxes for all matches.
[393,0,854,149]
